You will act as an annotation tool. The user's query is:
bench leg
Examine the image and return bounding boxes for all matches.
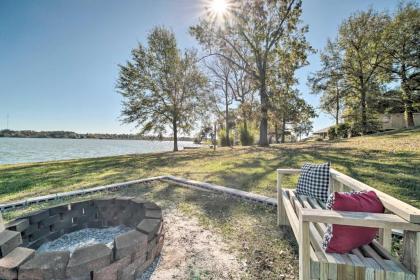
[402,231,420,280]
[378,228,392,252]
[299,219,310,280]
[0,212,4,231]
[416,232,419,280]
[277,173,289,226]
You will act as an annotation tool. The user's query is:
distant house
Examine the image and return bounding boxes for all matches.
[313,113,419,140]
[379,113,420,130]
[312,126,332,140]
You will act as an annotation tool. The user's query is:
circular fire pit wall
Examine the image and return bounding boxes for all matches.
[0,197,164,280]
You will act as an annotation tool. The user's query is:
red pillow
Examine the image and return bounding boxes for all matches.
[322,191,385,253]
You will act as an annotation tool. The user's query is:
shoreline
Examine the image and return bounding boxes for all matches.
[0,136,195,142]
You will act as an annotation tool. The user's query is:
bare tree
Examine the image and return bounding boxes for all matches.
[205,57,234,146]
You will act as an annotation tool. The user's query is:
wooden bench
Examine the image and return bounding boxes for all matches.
[276,168,420,280]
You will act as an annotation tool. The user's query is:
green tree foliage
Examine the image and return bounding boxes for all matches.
[271,88,313,143]
[336,123,350,138]
[290,99,317,141]
[308,38,348,125]
[239,124,255,146]
[382,1,420,127]
[376,88,420,115]
[313,3,419,134]
[327,126,337,140]
[190,0,311,146]
[117,27,209,151]
[269,28,314,143]
[218,128,234,147]
[338,9,390,134]
[328,123,351,140]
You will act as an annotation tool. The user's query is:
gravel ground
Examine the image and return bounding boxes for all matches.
[138,256,161,280]
[37,225,131,254]
[143,208,245,279]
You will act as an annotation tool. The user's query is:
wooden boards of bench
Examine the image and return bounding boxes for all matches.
[280,188,416,280]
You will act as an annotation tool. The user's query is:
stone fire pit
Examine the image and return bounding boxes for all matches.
[0,197,164,280]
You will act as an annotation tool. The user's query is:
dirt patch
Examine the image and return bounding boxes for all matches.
[150,208,246,279]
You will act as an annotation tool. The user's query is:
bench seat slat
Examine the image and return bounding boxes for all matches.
[370,240,415,280]
[348,254,367,280]
[364,258,384,280]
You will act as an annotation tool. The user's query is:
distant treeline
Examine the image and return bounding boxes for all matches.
[0,129,193,141]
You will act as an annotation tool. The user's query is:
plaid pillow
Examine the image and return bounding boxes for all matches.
[296,162,330,202]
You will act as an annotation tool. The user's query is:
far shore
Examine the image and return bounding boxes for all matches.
[0,130,194,142]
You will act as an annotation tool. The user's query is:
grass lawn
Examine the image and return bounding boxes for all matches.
[1,128,419,207]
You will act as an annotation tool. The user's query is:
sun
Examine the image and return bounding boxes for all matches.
[202,0,234,23]
[210,0,228,16]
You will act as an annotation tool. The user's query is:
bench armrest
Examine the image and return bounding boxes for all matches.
[277,168,301,175]
[276,169,300,226]
[300,208,420,231]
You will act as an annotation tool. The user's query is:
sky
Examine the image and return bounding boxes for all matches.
[0,0,402,134]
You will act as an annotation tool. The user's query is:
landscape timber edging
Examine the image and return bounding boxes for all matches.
[0,176,277,212]
[0,177,164,211]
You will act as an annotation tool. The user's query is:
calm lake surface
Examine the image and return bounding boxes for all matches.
[0,137,200,165]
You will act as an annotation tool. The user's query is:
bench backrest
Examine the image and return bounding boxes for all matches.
[329,168,420,224]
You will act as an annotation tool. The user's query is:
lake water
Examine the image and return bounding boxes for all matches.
[0,137,200,165]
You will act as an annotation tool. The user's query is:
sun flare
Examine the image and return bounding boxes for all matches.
[202,0,234,23]
[210,0,228,16]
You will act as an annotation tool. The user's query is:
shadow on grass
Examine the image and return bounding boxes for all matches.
[1,140,419,208]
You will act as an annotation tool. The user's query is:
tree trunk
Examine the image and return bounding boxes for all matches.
[242,107,248,133]
[336,84,340,126]
[173,120,178,152]
[404,99,415,128]
[274,123,279,143]
[401,69,415,127]
[281,115,286,143]
[213,122,217,151]
[259,83,269,146]
[360,78,368,134]
[225,81,231,146]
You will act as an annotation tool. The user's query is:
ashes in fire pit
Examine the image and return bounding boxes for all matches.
[0,197,164,280]
[37,225,132,254]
